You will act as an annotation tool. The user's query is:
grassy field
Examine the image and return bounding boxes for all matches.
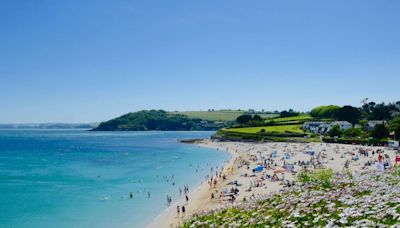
[224,124,305,134]
[172,111,277,121]
[222,115,311,134]
[266,115,313,123]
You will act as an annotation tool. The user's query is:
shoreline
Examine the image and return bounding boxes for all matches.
[147,140,237,228]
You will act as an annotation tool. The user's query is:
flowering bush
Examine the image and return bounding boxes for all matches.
[182,171,400,227]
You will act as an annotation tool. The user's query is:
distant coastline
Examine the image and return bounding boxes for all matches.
[0,123,98,129]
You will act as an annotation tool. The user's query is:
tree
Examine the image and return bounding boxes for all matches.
[370,124,389,139]
[310,105,341,119]
[369,103,393,120]
[328,125,342,137]
[280,110,299,118]
[336,106,362,125]
[343,128,363,138]
[236,114,253,124]
[252,114,263,122]
[389,116,400,139]
[362,101,376,116]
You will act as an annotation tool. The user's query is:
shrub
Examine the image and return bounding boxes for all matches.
[343,128,364,138]
[328,125,342,137]
[310,105,340,119]
[297,169,334,188]
[371,123,389,139]
[280,110,300,118]
[389,116,400,139]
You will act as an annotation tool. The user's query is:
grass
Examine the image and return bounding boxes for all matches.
[266,115,313,123]
[171,111,277,121]
[214,114,317,142]
[224,124,305,134]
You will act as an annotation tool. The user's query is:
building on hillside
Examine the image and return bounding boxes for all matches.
[302,122,330,134]
[365,120,387,131]
[303,121,353,135]
[328,121,352,131]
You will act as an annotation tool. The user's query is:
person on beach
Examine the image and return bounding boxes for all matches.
[176,205,180,217]
[378,153,383,162]
[186,195,189,203]
[182,205,186,217]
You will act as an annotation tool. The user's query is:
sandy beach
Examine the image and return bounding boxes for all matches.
[148,140,399,228]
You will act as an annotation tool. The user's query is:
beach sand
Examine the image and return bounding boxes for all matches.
[148,140,398,228]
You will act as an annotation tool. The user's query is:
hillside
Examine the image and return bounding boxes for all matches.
[215,115,315,142]
[92,110,224,131]
[171,111,277,122]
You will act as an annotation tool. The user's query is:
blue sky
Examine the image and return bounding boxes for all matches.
[1,0,399,123]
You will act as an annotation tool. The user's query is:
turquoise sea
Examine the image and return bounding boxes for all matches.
[0,130,230,228]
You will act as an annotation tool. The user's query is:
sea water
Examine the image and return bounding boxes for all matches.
[0,130,230,228]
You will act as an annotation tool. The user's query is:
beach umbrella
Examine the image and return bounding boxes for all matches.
[253,165,263,173]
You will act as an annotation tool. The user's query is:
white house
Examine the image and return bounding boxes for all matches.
[303,121,352,134]
[302,122,330,134]
[328,121,352,131]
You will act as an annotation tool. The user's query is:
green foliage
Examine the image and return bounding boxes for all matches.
[297,170,312,183]
[344,169,353,180]
[270,115,313,123]
[369,103,394,120]
[336,106,362,124]
[343,127,364,138]
[93,110,215,131]
[328,125,343,137]
[236,114,253,124]
[236,114,265,125]
[215,115,316,142]
[234,114,267,127]
[370,123,389,139]
[225,125,305,134]
[314,169,334,188]
[362,100,400,120]
[280,109,300,118]
[390,116,400,139]
[252,114,263,122]
[359,119,368,128]
[297,169,334,188]
[176,111,277,121]
[310,105,341,119]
